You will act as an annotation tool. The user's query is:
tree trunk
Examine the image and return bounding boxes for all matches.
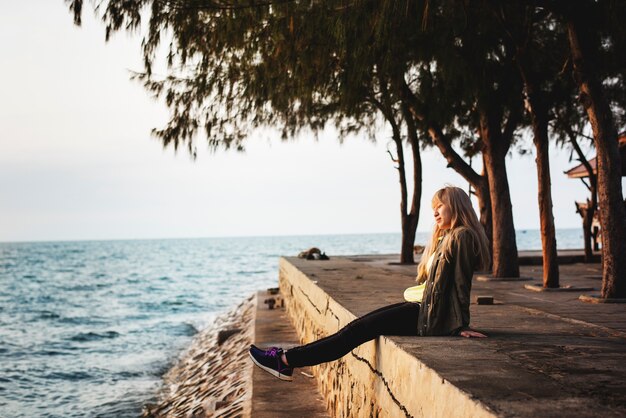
[401,104,423,264]
[422,121,495,260]
[372,77,421,265]
[400,214,418,264]
[582,204,594,260]
[392,128,415,264]
[517,60,560,287]
[569,132,598,262]
[477,158,493,250]
[390,121,415,264]
[475,162,493,271]
[422,118,496,270]
[399,81,493,265]
[567,20,626,298]
[532,119,560,287]
[480,109,520,278]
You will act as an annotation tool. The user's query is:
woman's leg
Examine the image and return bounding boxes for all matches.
[284,302,419,368]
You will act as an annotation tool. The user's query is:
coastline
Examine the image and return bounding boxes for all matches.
[142,295,256,417]
[136,250,624,417]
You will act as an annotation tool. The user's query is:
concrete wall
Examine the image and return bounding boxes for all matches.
[279,257,496,418]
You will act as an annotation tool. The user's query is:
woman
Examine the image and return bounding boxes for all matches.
[249,186,490,381]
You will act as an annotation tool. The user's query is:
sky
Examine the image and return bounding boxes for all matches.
[0,2,618,243]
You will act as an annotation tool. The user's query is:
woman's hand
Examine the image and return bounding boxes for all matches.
[459,329,487,338]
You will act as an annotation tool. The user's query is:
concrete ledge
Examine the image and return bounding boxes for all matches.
[277,255,626,417]
[476,275,534,282]
[517,249,601,265]
[524,283,595,292]
[579,294,626,303]
[279,257,497,418]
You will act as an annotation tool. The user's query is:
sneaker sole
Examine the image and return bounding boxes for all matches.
[248,351,293,381]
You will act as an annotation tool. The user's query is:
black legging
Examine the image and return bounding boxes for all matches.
[284,302,420,368]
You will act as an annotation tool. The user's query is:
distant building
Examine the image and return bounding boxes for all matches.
[565,133,626,250]
[564,134,626,179]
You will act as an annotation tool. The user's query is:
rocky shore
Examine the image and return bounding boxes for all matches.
[142,295,255,418]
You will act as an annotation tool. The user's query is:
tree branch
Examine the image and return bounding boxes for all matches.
[399,79,483,188]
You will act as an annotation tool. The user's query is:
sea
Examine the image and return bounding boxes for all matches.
[0,229,585,417]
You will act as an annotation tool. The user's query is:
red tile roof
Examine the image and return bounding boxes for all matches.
[565,133,626,178]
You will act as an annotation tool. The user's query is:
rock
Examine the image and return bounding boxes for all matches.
[264,295,284,310]
[298,247,330,260]
[298,247,321,258]
[264,297,276,309]
[215,400,229,409]
[142,295,255,418]
[475,295,494,305]
[217,328,242,345]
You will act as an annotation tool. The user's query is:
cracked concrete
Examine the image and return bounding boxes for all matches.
[278,254,626,417]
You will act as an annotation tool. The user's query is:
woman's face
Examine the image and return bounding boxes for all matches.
[434,201,453,230]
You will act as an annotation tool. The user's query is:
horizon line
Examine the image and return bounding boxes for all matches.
[0,227,582,245]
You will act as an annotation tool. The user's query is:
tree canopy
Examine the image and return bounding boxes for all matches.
[68,0,626,294]
[66,0,626,152]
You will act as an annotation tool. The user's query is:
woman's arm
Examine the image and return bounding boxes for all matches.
[459,329,487,338]
[452,230,488,338]
[453,230,475,330]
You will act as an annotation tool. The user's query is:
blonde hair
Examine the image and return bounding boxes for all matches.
[416,186,490,282]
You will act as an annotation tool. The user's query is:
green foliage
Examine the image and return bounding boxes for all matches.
[66,0,625,158]
[66,1,427,154]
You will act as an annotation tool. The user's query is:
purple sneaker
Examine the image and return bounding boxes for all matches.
[249,345,293,381]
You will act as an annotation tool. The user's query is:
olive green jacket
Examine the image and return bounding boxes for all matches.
[417,228,478,336]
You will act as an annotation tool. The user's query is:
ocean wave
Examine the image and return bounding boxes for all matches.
[35,350,72,357]
[65,249,84,254]
[44,370,93,381]
[37,311,61,320]
[64,284,97,292]
[156,322,199,337]
[68,331,120,342]
[92,398,146,418]
[113,370,148,379]
[59,316,107,326]
[235,269,268,275]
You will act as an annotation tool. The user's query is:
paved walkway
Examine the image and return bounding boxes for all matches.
[277,253,626,417]
[251,291,329,417]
